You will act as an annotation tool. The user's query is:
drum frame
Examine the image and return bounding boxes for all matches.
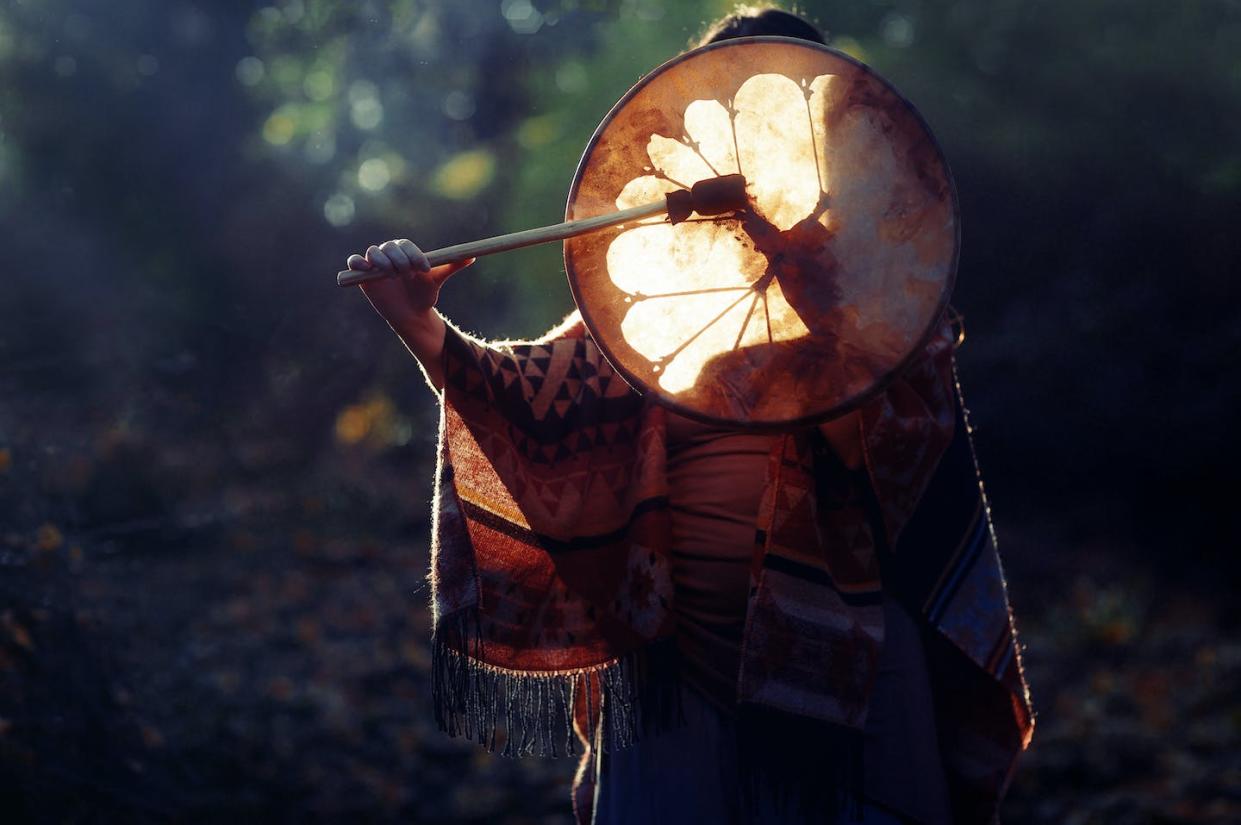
[563,36,960,430]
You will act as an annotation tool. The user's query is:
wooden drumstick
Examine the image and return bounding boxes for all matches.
[336,174,748,287]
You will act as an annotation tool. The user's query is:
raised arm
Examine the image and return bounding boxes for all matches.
[345,238,474,391]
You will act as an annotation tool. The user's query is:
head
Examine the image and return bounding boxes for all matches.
[696,5,826,49]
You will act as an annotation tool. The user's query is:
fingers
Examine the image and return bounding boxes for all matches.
[358,239,430,275]
[353,240,465,285]
[365,245,392,271]
[397,239,430,273]
[380,239,411,271]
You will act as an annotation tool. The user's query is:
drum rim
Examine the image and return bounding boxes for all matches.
[563,35,960,430]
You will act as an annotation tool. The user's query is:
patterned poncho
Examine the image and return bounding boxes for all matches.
[428,309,1033,823]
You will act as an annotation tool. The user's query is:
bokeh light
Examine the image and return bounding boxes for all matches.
[358,157,392,192]
[235,55,265,86]
[431,148,496,200]
[323,192,355,226]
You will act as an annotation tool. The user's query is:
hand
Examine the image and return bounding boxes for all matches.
[346,239,474,328]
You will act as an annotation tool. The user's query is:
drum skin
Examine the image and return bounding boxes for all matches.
[564,36,958,429]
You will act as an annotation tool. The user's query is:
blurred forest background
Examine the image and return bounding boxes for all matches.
[1,0,1239,822]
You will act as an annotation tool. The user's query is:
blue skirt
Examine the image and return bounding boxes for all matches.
[591,681,913,824]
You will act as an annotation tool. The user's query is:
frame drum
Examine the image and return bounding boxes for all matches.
[564,36,958,428]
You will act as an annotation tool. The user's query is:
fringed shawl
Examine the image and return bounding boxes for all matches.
[427,309,1033,824]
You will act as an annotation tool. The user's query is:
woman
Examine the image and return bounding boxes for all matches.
[345,8,1032,824]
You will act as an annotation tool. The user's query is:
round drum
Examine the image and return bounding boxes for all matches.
[564,36,958,428]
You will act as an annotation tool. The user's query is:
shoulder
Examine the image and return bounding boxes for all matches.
[536,309,587,343]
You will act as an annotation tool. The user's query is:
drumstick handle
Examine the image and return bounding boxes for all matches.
[336,199,667,287]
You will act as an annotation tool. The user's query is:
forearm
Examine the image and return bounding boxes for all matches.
[349,239,476,393]
[389,308,448,392]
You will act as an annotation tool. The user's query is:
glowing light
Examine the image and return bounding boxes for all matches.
[335,405,370,444]
[350,98,383,130]
[443,90,475,120]
[615,175,679,217]
[431,149,496,200]
[517,114,560,149]
[235,56,265,86]
[647,134,714,186]
[323,193,354,226]
[304,69,335,101]
[807,75,835,194]
[571,45,957,425]
[608,217,809,393]
[683,100,738,176]
[37,523,64,552]
[358,157,391,192]
[501,0,544,34]
[881,13,916,48]
[262,108,297,145]
[334,395,407,448]
[348,80,377,103]
[555,60,588,93]
[734,74,821,230]
[349,80,383,130]
[606,74,831,393]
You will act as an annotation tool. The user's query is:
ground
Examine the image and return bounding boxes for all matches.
[1,430,1238,823]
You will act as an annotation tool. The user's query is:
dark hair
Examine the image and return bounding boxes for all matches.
[696,5,826,48]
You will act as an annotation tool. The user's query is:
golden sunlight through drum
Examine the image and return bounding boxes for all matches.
[564,36,958,428]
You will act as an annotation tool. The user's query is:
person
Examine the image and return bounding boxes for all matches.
[345,7,1033,824]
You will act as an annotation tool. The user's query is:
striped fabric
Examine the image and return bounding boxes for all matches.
[427,309,1033,824]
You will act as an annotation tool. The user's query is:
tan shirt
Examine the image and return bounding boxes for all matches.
[665,410,951,824]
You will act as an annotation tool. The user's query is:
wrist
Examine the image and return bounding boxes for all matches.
[389,307,448,392]
[389,306,440,338]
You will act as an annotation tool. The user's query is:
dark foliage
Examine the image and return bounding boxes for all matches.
[1,1,1238,821]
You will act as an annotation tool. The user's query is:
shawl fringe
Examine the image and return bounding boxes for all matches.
[431,609,686,759]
